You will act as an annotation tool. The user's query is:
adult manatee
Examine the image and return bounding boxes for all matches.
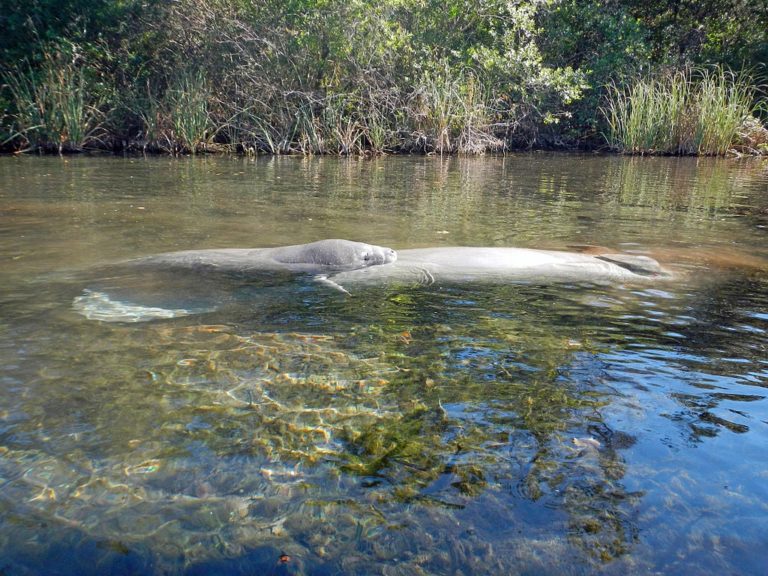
[323,246,669,291]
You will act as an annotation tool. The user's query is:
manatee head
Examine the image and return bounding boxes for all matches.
[272,239,397,269]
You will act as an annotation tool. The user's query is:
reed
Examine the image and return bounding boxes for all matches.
[225,98,301,155]
[1,95,15,146]
[362,91,399,154]
[455,74,503,154]
[164,71,214,154]
[407,67,501,155]
[129,82,164,153]
[603,66,759,155]
[220,108,266,155]
[294,97,326,155]
[696,68,757,156]
[4,48,105,152]
[324,94,365,156]
[285,93,369,155]
[413,69,463,154]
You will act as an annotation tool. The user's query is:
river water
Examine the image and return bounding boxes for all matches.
[1,154,767,575]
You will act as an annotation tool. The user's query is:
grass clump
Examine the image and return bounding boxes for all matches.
[125,72,216,155]
[3,45,107,152]
[163,71,215,154]
[409,67,502,155]
[603,66,762,155]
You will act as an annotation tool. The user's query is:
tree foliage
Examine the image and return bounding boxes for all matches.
[1,0,765,153]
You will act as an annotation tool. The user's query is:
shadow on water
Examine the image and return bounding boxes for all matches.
[1,155,768,574]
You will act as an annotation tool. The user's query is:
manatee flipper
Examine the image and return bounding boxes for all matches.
[313,275,351,295]
[595,254,663,276]
[73,289,208,322]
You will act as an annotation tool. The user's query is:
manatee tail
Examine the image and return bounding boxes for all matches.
[73,289,209,322]
[595,253,665,276]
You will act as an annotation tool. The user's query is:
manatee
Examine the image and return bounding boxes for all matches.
[129,238,398,274]
[74,242,669,322]
[322,246,670,291]
[74,239,397,321]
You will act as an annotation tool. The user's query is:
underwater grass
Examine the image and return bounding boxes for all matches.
[603,66,761,156]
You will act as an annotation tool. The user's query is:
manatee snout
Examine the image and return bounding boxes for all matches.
[367,246,397,266]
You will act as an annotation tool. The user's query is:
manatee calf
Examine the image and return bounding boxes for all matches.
[129,238,398,274]
[74,239,397,321]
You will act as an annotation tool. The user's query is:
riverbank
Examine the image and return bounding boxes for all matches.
[3,59,766,157]
[2,1,767,157]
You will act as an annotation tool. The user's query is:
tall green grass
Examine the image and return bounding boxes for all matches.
[362,94,397,155]
[410,68,501,155]
[1,95,16,147]
[129,82,164,153]
[4,48,106,152]
[165,71,214,154]
[125,72,216,154]
[9,50,759,157]
[603,67,759,155]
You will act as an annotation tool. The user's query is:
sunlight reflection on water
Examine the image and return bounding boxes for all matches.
[0,154,767,574]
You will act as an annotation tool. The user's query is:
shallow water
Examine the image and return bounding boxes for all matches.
[1,154,767,575]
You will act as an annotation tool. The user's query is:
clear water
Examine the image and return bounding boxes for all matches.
[1,154,767,575]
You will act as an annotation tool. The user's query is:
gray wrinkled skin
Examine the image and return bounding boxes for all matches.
[128,239,397,274]
[325,247,670,291]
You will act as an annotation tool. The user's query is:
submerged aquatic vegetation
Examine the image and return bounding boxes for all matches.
[602,66,762,155]
[2,311,642,569]
[9,263,762,573]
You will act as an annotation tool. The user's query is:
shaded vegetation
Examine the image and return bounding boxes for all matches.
[603,67,762,155]
[1,0,766,155]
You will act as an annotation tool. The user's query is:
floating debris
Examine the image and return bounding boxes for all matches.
[124,460,162,475]
[572,437,602,450]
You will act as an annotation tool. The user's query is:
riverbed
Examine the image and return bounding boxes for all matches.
[1,154,767,574]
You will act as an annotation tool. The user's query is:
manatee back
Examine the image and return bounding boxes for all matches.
[270,239,396,268]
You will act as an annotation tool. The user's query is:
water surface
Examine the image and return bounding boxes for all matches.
[1,154,767,574]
